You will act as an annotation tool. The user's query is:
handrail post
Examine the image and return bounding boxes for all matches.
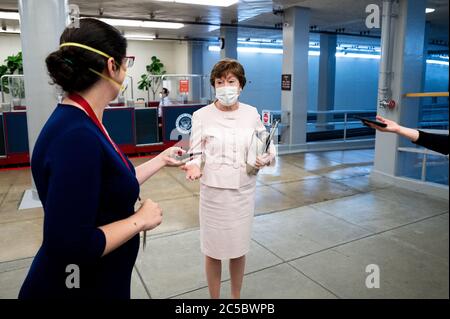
[421,152,427,181]
[343,112,348,141]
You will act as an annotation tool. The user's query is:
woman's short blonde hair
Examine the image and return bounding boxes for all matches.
[210,58,246,89]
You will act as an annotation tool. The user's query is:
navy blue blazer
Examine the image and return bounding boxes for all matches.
[19,104,140,299]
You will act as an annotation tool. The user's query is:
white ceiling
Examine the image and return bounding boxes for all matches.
[0,0,448,45]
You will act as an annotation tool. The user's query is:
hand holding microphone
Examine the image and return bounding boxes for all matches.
[160,147,200,167]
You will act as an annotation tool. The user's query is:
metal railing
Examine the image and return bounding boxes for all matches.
[405,92,449,98]
[398,132,449,183]
[397,89,448,184]
[419,103,449,130]
[307,109,377,141]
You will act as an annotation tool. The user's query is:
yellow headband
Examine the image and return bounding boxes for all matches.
[59,42,113,59]
[59,42,125,92]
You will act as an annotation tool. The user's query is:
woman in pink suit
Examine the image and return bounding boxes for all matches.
[182,59,276,299]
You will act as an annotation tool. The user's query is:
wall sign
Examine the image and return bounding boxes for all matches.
[262,110,271,126]
[281,74,291,91]
[179,79,189,93]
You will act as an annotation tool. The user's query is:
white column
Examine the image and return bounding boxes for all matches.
[317,33,337,128]
[372,0,427,178]
[19,0,68,209]
[188,41,204,102]
[220,27,237,60]
[280,6,310,146]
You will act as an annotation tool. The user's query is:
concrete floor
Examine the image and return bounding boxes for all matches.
[0,149,448,299]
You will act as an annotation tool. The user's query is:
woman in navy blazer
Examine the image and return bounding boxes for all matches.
[19,18,185,299]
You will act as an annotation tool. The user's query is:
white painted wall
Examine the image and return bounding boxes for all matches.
[0,33,190,102]
[174,41,189,74]
[153,41,190,102]
[0,34,22,63]
[126,40,180,101]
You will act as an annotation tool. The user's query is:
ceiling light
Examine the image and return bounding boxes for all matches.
[0,29,20,34]
[124,34,155,41]
[0,11,20,20]
[100,18,183,29]
[208,46,283,54]
[156,0,239,7]
[208,46,384,59]
[238,47,283,54]
[336,52,380,59]
[426,59,449,66]
[425,8,435,13]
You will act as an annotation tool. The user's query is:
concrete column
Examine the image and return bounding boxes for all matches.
[372,0,427,178]
[280,6,310,146]
[188,41,204,102]
[220,27,237,60]
[317,33,337,129]
[418,21,431,120]
[18,0,68,209]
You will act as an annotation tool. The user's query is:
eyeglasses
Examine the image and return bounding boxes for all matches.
[123,56,135,68]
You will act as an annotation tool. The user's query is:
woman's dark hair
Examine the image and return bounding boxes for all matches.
[46,18,127,93]
[210,58,246,89]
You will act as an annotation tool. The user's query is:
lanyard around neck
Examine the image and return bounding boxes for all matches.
[67,93,131,171]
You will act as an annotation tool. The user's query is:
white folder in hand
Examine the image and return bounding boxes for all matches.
[246,120,279,175]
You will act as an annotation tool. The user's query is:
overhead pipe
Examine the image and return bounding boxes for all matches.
[4,7,448,51]
[82,13,385,39]
[81,13,282,31]
[78,14,386,40]
[378,0,396,109]
[2,9,446,44]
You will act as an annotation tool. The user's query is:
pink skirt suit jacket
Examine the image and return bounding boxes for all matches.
[186,102,276,259]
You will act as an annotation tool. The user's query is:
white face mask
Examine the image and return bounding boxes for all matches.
[215,86,240,107]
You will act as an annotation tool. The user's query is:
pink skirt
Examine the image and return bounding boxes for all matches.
[199,182,256,260]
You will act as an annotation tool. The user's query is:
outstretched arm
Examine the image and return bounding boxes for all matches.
[366,115,419,142]
[367,115,449,155]
[135,147,187,185]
